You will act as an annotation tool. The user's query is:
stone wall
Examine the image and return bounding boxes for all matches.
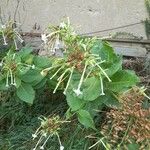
[0,0,148,39]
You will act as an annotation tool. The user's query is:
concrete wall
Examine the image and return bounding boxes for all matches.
[0,0,148,39]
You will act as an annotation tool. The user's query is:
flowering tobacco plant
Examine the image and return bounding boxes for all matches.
[0,21,24,50]
[0,19,140,129]
[41,18,76,55]
[0,51,35,88]
[0,47,45,104]
[32,115,69,150]
[40,19,140,129]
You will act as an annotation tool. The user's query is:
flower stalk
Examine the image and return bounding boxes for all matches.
[73,62,88,96]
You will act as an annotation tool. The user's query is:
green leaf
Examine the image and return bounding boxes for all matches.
[20,69,44,85]
[18,47,33,59]
[66,92,85,111]
[102,91,121,108]
[83,97,105,116]
[33,56,51,68]
[15,77,21,88]
[92,40,117,62]
[105,56,122,76]
[16,83,35,104]
[34,78,47,89]
[83,77,100,101]
[107,70,140,92]
[77,109,96,130]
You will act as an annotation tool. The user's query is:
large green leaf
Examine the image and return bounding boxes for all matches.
[83,77,100,101]
[66,92,85,111]
[33,56,51,68]
[83,96,105,116]
[20,69,44,86]
[77,109,96,130]
[91,40,117,62]
[102,91,121,108]
[106,70,140,92]
[105,56,122,76]
[18,47,33,60]
[16,83,35,104]
[34,78,47,89]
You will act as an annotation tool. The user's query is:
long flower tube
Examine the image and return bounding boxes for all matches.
[40,64,62,76]
[14,30,24,43]
[73,62,88,96]
[14,38,18,50]
[33,134,44,150]
[6,71,9,87]
[9,69,13,85]
[56,132,64,150]
[13,75,17,86]
[53,68,71,93]
[50,65,65,80]
[1,30,7,45]
[63,66,74,95]
[99,73,105,95]
[84,67,93,81]
[93,61,111,82]
[40,135,51,150]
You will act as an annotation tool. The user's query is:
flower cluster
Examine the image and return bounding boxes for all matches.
[0,22,24,50]
[32,115,69,150]
[41,18,76,55]
[40,50,111,96]
[40,19,112,97]
[0,51,35,88]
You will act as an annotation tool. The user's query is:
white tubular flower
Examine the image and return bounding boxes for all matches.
[2,30,7,45]
[43,133,47,137]
[81,44,86,51]
[31,65,35,69]
[0,60,3,67]
[63,67,74,95]
[41,34,48,44]
[14,38,18,50]
[53,68,70,94]
[13,75,17,87]
[33,135,43,150]
[32,126,42,140]
[14,30,24,43]
[40,135,51,150]
[73,88,83,96]
[73,62,88,96]
[60,145,64,150]
[32,134,37,139]
[59,22,66,29]
[40,146,44,150]
[40,67,51,77]
[54,38,60,50]
[94,61,111,82]
[99,74,105,96]
[6,71,9,87]
[9,70,13,85]
[50,65,64,80]
[41,70,48,77]
[56,133,64,150]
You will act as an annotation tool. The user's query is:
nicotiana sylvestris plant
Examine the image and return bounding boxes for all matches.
[0,19,140,130]
[0,21,24,50]
[40,19,140,129]
[32,115,69,150]
[0,47,47,104]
